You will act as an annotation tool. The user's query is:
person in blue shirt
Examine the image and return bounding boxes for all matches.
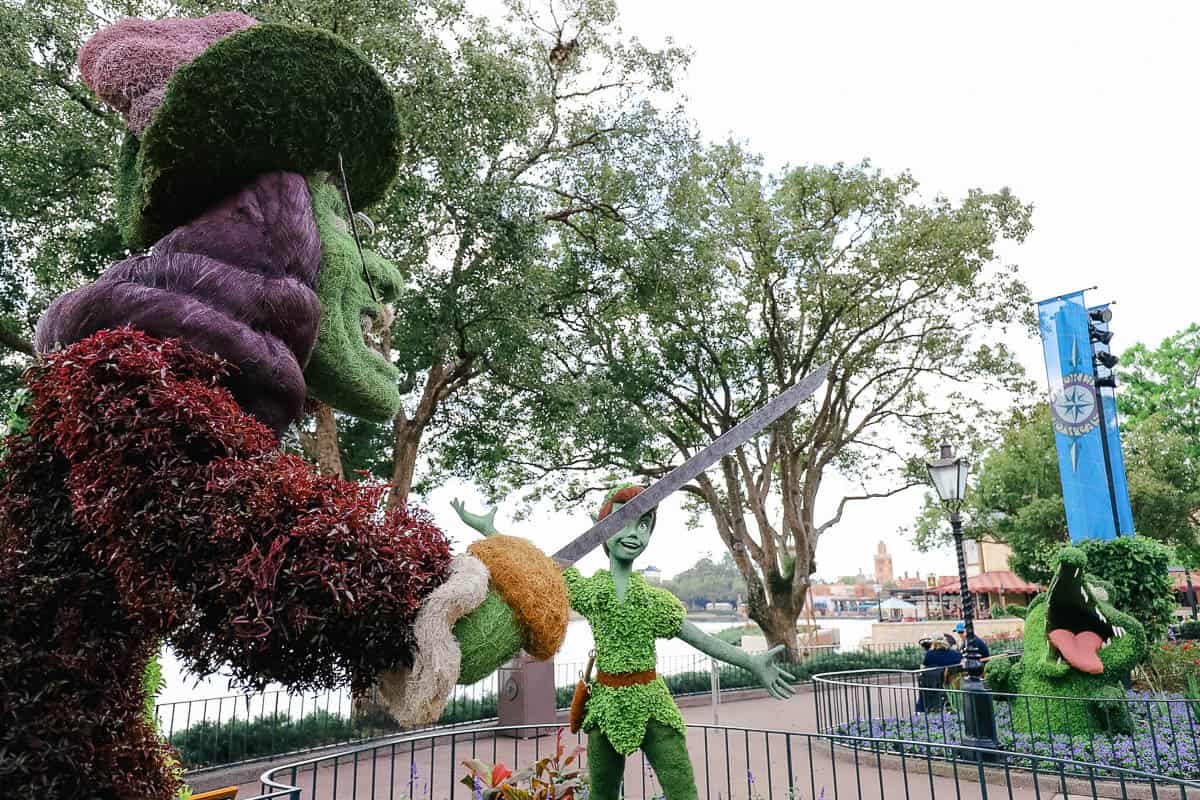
[916,636,961,712]
[955,622,991,659]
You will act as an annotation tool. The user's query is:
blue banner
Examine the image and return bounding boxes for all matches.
[1036,291,1126,542]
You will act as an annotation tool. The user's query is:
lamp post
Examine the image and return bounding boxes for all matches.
[1186,568,1198,621]
[926,443,998,753]
[874,583,883,622]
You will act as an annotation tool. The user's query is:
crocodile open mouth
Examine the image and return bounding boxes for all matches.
[1046,562,1127,675]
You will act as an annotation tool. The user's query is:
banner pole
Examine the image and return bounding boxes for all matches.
[1093,389,1122,534]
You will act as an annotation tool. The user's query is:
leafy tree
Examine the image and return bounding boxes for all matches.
[661,553,747,610]
[2,0,693,493]
[0,0,142,401]
[910,406,1063,583]
[1120,323,1200,462]
[912,405,1200,583]
[440,144,1036,656]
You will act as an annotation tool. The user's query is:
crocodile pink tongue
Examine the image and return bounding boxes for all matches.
[1048,629,1104,674]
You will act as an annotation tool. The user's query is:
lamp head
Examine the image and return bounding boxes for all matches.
[925,443,969,511]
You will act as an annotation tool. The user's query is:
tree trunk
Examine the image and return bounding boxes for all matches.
[746,588,806,661]
[756,606,800,659]
[388,419,421,508]
[313,402,343,478]
[315,402,380,720]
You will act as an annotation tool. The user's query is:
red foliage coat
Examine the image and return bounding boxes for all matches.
[0,329,452,798]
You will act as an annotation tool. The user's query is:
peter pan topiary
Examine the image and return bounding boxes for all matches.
[985,546,1146,735]
[563,567,688,756]
[454,484,797,800]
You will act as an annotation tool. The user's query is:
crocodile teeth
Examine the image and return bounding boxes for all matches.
[1113,626,1125,637]
[1097,610,1107,623]
[1057,656,1064,666]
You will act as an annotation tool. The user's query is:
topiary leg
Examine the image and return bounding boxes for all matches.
[641,721,697,800]
[1089,684,1133,734]
[587,729,626,800]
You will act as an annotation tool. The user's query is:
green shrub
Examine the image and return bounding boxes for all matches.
[989,603,1029,619]
[1081,537,1175,645]
[171,710,358,767]
[121,24,399,246]
[142,654,164,726]
[437,693,499,724]
[985,633,1025,654]
[713,624,759,646]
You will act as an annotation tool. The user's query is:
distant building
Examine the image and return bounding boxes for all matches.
[932,538,1042,613]
[639,565,662,583]
[964,538,1013,576]
[873,541,894,585]
[806,583,832,614]
[825,582,875,614]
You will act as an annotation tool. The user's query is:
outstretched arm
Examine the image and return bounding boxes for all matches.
[676,621,796,700]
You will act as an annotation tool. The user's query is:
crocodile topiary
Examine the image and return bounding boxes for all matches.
[984,546,1146,735]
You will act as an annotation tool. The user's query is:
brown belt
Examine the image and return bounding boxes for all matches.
[595,669,657,688]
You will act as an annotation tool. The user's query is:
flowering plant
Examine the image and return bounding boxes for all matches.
[1141,641,1200,692]
[460,729,586,800]
[835,688,1200,779]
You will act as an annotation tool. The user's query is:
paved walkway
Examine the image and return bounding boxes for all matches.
[220,692,1050,800]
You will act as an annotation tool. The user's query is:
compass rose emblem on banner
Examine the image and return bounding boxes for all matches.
[1051,371,1100,438]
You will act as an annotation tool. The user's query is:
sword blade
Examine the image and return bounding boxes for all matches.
[551,363,830,565]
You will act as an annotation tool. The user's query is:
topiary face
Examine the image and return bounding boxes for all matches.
[303,181,405,421]
[603,501,655,563]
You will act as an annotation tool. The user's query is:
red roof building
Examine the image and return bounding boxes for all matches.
[930,571,1044,596]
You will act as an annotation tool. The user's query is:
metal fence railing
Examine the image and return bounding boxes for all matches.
[814,666,1200,781]
[243,723,1200,800]
[164,637,1022,772]
[158,676,502,770]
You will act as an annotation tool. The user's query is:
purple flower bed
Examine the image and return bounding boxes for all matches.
[831,690,1200,779]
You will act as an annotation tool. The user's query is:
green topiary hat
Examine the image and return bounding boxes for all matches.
[82,15,399,248]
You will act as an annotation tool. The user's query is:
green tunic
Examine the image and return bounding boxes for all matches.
[563,567,688,755]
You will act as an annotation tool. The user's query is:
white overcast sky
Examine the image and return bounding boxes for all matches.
[429,1,1200,582]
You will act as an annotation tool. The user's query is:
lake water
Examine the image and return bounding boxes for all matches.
[157,617,878,705]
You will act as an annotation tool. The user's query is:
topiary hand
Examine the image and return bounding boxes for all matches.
[450,499,498,537]
[749,645,796,700]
